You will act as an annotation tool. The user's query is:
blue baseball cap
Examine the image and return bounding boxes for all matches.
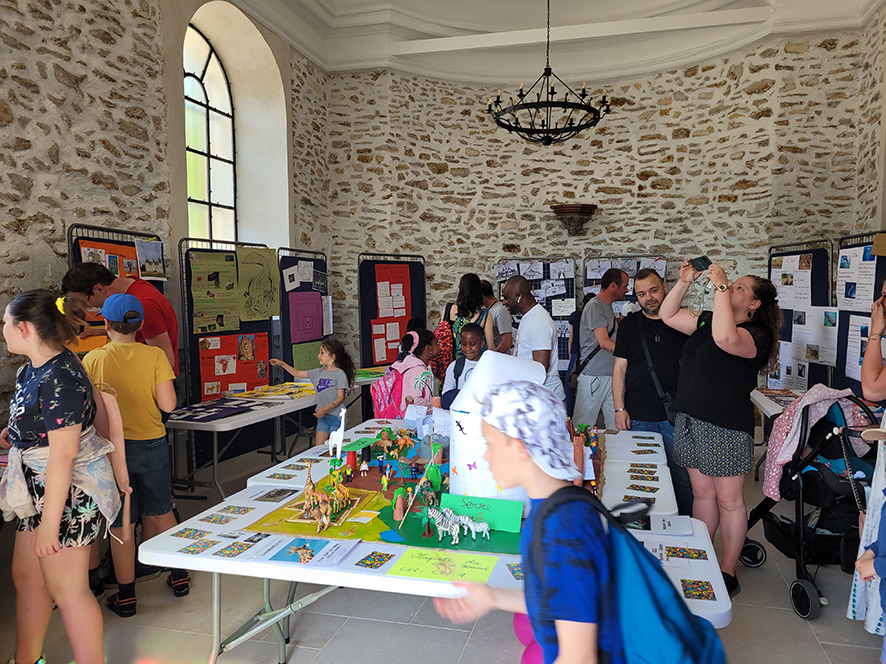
[101,293,144,324]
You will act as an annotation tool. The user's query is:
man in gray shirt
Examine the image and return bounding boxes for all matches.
[481,279,513,353]
[573,268,629,428]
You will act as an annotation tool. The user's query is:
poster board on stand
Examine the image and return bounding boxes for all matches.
[277,248,328,383]
[767,241,832,393]
[494,257,579,373]
[358,254,426,368]
[833,233,886,393]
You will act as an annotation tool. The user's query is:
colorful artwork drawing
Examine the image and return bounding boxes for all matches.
[355,551,396,569]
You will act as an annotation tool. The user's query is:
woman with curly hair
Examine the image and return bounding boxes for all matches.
[660,261,781,599]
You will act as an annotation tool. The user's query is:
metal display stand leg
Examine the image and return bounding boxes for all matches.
[208,573,338,664]
[173,432,228,498]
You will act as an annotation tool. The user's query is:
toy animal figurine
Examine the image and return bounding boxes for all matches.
[418,478,438,506]
[427,507,460,545]
[303,460,316,503]
[442,508,491,541]
[309,494,332,533]
[328,406,347,458]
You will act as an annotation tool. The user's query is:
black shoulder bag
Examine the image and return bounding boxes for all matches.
[638,317,677,424]
[568,320,614,390]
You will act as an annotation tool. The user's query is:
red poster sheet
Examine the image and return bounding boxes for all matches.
[374,263,411,320]
[198,332,269,402]
[370,316,409,365]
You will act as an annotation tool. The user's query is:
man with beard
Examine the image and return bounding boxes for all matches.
[612,268,693,515]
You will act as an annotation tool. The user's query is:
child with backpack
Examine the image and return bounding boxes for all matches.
[434,380,725,664]
[440,323,484,409]
[270,339,355,447]
[372,330,437,418]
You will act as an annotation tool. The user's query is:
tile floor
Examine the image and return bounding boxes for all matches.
[0,438,883,663]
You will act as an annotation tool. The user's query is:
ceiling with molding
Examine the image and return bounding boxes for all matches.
[232,0,884,83]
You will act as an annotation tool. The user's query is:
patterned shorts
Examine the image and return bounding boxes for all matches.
[673,412,754,478]
[17,464,103,548]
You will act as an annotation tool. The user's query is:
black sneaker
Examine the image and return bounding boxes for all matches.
[102,560,162,588]
[722,571,740,598]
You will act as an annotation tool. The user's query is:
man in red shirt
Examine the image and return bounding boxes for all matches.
[63,263,180,376]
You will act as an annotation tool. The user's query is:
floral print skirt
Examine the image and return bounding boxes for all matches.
[16,464,103,547]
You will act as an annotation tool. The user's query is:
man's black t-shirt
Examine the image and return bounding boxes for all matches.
[672,311,771,435]
[614,312,687,422]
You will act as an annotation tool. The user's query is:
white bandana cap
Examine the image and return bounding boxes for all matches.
[480,380,580,481]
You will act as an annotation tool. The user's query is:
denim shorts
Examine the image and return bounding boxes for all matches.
[112,436,173,528]
[317,413,341,434]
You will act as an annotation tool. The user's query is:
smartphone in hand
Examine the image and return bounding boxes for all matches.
[689,256,712,272]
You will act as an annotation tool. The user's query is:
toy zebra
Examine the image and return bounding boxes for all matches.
[442,508,491,541]
[427,507,460,545]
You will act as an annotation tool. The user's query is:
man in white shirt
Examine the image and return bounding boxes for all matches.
[480,279,513,353]
[500,275,565,400]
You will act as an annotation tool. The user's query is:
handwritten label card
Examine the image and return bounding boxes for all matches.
[385,548,497,583]
[439,494,523,533]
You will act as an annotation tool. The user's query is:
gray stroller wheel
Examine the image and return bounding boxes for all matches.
[790,579,821,620]
[739,539,766,568]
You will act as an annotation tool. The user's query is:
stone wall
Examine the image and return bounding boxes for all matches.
[0,0,169,400]
[320,24,885,357]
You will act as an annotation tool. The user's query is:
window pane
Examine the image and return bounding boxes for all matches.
[212,207,236,243]
[187,151,208,201]
[184,27,210,76]
[188,202,210,239]
[209,158,234,206]
[209,110,233,160]
[204,54,232,114]
[185,100,207,152]
[184,76,206,104]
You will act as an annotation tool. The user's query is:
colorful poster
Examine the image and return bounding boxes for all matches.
[288,291,323,343]
[373,263,411,366]
[135,239,166,280]
[237,247,280,321]
[770,254,812,310]
[198,332,269,402]
[78,239,141,331]
[189,251,239,334]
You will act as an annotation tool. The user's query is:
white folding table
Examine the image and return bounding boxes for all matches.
[166,393,319,498]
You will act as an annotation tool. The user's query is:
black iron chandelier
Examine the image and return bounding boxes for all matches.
[486,0,610,146]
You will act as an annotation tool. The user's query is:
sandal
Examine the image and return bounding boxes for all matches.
[167,572,190,597]
[106,592,137,618]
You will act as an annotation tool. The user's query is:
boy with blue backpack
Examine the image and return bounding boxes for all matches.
[433,380,725,664]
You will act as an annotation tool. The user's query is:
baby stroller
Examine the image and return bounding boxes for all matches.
[740,394,877,619]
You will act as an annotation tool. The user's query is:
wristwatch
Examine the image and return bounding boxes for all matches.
[715,283,729,292]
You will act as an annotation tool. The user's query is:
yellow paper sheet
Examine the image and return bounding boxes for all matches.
[385,548,497,584]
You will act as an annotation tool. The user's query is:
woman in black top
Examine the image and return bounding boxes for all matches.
[660,260,780,598]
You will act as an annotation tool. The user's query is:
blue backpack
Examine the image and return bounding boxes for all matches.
[531,486,726,664]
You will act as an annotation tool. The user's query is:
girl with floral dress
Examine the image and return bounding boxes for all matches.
[0,290,122,664]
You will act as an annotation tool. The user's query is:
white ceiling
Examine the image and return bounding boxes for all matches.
[233,0,885,83]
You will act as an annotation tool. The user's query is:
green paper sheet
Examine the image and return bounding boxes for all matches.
[291,341,323,371]
[385,548,497,584]
[341,437,377,452]
[440,494,523,533]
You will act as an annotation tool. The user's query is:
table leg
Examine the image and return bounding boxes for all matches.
[209,572,221,664]
[263,579,288,664]
[282,581,298,642]
[212,432,226,499]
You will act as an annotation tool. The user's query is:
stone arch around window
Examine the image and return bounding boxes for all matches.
[168,1,292,250]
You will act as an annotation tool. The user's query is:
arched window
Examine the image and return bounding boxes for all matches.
[183,25,236,242]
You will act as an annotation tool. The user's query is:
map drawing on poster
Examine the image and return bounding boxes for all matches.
[237,248,280,321]
[199,332,270,401]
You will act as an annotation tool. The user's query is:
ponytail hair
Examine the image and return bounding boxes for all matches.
[748,276,782,374]
[321,338,356,386]
[397,328,435,361]
[7,289,88,350]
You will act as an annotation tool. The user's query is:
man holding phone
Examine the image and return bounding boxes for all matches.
[573,268,629,428]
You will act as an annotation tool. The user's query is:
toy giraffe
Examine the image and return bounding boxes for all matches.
[303,460,316,502]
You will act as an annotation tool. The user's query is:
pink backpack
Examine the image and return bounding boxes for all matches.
[371,366,406,418]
